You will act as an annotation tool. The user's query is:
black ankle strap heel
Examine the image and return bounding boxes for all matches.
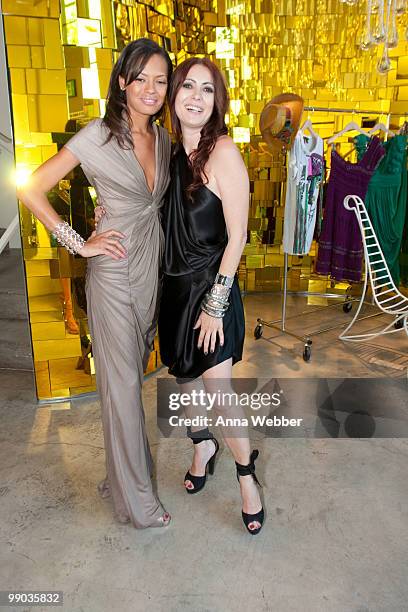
[184,428,219,494]
[235,449,265,535]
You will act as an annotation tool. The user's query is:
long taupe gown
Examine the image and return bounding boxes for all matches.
[65,119,171,528]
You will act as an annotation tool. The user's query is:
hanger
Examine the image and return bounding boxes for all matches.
[368,121,394,139]
[300,119,320,140]
[327,120,370,145]
[300,109,320,141]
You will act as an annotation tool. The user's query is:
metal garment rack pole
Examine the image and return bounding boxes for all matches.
[303,106,406,115]
[254,105,398,360]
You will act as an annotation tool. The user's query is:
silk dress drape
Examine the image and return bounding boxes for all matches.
[65,119,171,527]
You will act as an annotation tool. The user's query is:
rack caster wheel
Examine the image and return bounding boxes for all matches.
[254,324,263,339]
[303,344,312,362]
[343,301,353,313]
[394,318,404,330]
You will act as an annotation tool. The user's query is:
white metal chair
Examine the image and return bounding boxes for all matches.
[339,195,408,342]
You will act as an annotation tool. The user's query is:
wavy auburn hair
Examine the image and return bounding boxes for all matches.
[169,58,229,198]
[103,38,173,149]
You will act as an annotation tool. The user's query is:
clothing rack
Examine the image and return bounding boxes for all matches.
[253,106,399,361]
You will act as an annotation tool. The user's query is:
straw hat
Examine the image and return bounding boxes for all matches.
[260,93,304,150]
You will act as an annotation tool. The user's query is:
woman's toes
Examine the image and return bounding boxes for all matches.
[248,521,261,531]
[156,511,171,526]
[184,480,194,490]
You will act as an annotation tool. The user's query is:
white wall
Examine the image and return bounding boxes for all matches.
[0,13,21,248]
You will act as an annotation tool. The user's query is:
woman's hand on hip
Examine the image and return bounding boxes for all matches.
[94,205,106,229]
[194,311,224,354]
[78,229,127,260]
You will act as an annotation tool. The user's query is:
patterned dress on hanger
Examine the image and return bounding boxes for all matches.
[315,136,385,283]
[354,133,407,286]
[283,130,324,255]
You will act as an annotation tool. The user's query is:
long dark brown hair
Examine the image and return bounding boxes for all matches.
[103,38,173,149]
[169,58,229,198]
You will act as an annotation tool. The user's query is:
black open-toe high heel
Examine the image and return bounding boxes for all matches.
[184,428,219,494]
[236,449,265,535]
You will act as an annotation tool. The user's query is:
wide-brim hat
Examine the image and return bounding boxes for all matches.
[260,93,304,151]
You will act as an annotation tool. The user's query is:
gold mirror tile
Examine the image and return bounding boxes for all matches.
[7,45,31,68]
[30,132,53,145]
[34,360,51,398]
[68,383,96,396]
[27,17,44,45]
[49,357,93,390]
[30,310,63,323]
[27,276,61,297]
[246,255,265,269]
[9,68,27,94]
[31,321,66,341]
[50,388,71,398]
[4,16,28,45]
[95,47,113,68]
[30,46,46,68]
[25,260,51,277]
[33,337,82,362]
[23,247,58,261]
[265,254,284,267]
[26,68,67,95]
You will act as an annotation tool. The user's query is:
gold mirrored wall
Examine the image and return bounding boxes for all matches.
[1,0,225,400]
[216,2,408,294]
[2,0,407,399]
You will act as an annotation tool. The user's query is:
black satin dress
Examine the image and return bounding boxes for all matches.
[158,145,245,380]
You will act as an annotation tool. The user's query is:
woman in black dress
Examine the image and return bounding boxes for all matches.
[158,58,264,534]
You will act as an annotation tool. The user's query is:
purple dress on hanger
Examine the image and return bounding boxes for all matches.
[315,137,385,282]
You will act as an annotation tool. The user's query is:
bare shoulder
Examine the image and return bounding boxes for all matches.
[209,135,247,182]
[212,134,238,156]
[209,135,243,166]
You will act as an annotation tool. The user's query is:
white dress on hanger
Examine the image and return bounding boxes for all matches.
[283,130,324,255]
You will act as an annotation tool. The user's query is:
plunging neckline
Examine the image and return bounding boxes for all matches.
[131,122,158,196]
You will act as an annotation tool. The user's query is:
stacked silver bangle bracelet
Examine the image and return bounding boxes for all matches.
[201,273,234,319]
[52,221,85,255]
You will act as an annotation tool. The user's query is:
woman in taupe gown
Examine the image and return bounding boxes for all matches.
[19,39,173,529]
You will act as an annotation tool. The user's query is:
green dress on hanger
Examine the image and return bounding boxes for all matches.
[401,219,408,287]
[355,133,407,286]
[400,176,408,287]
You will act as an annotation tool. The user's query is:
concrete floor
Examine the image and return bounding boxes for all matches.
[1,293,408,612]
